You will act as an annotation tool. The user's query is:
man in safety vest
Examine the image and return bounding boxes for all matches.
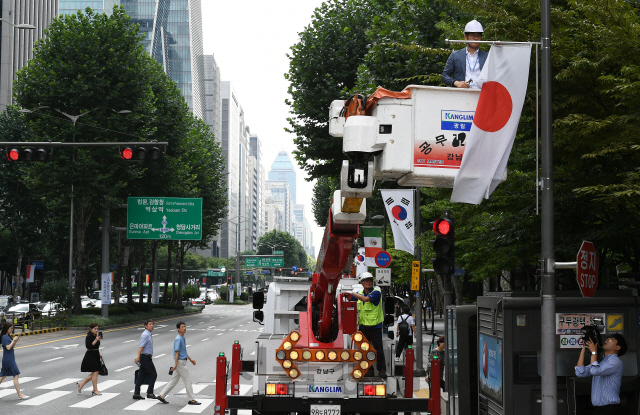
[350,272,387,378]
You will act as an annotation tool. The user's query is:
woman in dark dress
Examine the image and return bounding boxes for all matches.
[77,322,102,395]
[0,322,28,399]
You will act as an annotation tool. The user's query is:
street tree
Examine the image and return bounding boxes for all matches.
[257,230,308,269]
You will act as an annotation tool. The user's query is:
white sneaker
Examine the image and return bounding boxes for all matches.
[395,357,400,362]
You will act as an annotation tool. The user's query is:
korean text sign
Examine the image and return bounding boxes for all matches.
[127,197,202,240]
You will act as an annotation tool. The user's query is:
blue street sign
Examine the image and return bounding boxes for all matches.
[246,271,254,275]
[261,270,270,274]
[452,268,466,277]
[110,264,117,269]
[308,271,312,276]
[292,266,298,272]
[32,261,44,270]
[374,251,392,268]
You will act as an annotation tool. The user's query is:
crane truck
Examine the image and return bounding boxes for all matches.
[213,85,481,415]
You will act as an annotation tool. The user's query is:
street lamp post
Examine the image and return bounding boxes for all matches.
[220,216,251,300]
[0,13,36,112]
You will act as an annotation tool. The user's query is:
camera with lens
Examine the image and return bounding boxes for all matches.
[580,318,604,349]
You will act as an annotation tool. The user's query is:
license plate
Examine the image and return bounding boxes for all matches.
[310,405,341,415]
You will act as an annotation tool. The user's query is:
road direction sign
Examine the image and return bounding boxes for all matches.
[127,197,202,240]
[292,266,298,272]
[411,261,420,291]
[577,241,598,297]
[202,270,224,277]
[32,260,44,270]
[261,270,270,274]
[245,257,284,267]
[375,251,392,268]
[273,250,284,255]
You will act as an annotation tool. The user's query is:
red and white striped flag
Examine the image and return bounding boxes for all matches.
[363,227,383,267]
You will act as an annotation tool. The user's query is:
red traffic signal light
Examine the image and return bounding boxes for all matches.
[120,146,163,161]
[5,147,49,162]
[433,218,451,235]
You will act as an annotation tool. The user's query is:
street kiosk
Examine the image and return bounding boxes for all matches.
[445,291,639,415]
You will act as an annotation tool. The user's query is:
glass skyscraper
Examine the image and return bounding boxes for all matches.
[58,0,119,15]
[59,0,205,119]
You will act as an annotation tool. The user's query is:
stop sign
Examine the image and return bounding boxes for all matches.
[577,241,598,297]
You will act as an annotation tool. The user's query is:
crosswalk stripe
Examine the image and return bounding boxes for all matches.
[177,384,208,394]
[178,398,214,413]
[0,388,25,398]
[36,378,81,390]
[129,381,168,393]
[124,398,162,411]
[115,366,133,372]
[0,377,39,388]
[98,380,126,391]
[17,390,71,405]
[69,392,119,408]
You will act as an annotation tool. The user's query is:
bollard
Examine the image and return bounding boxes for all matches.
[214,352,228,415]
[231,341,241,396]
[429,359,441,414]
[404,345,414,398]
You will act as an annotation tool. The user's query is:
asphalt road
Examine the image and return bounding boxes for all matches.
[1,304,259,414]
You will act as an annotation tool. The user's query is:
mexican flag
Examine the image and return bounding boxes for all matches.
[363,227,383,267]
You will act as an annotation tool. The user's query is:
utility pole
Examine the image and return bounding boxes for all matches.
[540,0,556,413]
[413,188,426,376]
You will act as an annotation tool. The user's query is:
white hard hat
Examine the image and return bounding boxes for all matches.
[464,20,484,33]
[358,272,374,282]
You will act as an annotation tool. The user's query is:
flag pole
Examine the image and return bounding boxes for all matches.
[414,188,426,376]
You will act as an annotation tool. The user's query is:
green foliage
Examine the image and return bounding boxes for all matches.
[256,230,308,269]
[80,306,130,316]
[240,292,249,301]
[312,176,340,227]
[68,305,200,327]
[40,280,74,309]
[166,284,200,301]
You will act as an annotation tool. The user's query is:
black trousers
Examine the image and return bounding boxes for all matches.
[593,404,620,415]
[134,354,157,395]
[360,327,386,372]
[395,334,414,358]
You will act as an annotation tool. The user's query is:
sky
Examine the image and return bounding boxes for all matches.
[201,1,326,256]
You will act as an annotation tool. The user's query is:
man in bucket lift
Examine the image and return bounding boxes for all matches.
[442,20,488,89]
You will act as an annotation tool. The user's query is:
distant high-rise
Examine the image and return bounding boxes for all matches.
[268,151,297,204]
[204,55,222,141]
[58,0,117,15]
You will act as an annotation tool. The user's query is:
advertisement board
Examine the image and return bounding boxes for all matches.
[555,313,605,335]
[479,334,503,404]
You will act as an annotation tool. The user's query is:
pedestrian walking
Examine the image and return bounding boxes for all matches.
[0,322,28,399]
[77,322,103,395]
[156,322,200,405]
[395,307,416,361]
[133,319,157,400]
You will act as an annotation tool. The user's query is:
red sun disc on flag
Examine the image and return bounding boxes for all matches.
[473,81,512,132]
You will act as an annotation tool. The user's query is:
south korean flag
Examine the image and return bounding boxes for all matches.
[380,189,415,255]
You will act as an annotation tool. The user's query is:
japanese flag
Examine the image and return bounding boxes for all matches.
[451,44,532,204]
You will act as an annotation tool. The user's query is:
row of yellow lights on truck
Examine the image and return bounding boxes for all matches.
[276,331,377,380]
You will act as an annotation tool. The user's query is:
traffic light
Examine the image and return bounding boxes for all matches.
[431,210,454,275]
[120,146,164,161]
[5,147,50,162]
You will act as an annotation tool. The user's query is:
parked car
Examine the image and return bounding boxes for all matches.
[81,298,97,308]
[4,303,42,323]
[37,302,65,316]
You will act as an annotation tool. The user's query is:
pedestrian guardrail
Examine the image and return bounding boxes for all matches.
[0,310,67,332]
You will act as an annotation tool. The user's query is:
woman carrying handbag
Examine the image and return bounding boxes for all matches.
[77,322,103,396]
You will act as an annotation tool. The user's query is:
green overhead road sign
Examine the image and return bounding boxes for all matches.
[127,197,202,240]
[273,250,284,255]
[245,257,284,267]
[202,271,225,277]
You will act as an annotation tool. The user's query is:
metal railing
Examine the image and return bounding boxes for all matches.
[1,310,68,332]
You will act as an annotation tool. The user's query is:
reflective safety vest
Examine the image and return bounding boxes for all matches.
[357,286,383,326]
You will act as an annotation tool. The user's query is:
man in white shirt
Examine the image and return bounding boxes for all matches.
[395,307,416,361]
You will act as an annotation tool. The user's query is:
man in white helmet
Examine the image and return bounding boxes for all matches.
[350,272,386,377]
[442,19,488,89]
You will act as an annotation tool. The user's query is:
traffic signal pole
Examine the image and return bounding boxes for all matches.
[413,188,426,376]
[540,0,556,412]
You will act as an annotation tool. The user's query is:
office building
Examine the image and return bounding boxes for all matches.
[268,151,297,204]
[204,54,221,141]
[58,0,117,15]
[0,0,59,111]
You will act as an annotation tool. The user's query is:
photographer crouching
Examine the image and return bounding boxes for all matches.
[575,333,627,414]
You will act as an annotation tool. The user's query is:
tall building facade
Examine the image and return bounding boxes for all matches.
[268,151,297,204]
[58,0,117,15]
[204,54,221,141]
[220,81,241,260]
[0,0,59,111]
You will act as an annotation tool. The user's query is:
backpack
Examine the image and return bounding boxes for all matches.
[398,316,410,336]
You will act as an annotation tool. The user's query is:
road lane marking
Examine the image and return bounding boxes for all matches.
[177,384,208,394]
[116,366,133,372]
[70,392,119,408]
[124,398,162,410]
[250,351,255,356]
[178,398,214,413]
[43,357,64,362]
[186,345,191,348]
[123,340,135,343]
[36,378,81,389]
[0,377,39,388]
[201,338,209,342]
[97,380,126,391]
[129,381,168,393]
[152,334,159,337]
[17,390,71,405]
[154,353,166,359]
[217,333,224,336]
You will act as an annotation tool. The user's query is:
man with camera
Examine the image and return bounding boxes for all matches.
[575,333,627,414]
